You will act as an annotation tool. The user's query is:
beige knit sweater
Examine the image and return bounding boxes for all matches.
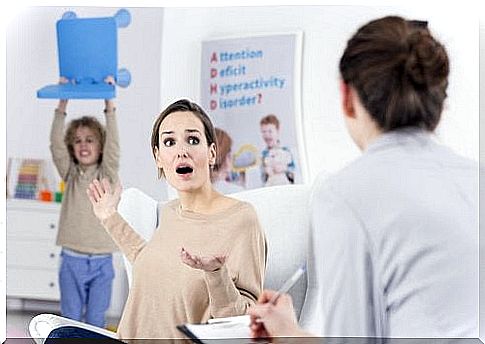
[101,199,266,340]
[50,109,119,253]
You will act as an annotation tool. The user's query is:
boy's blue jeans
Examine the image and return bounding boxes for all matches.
[59,248,114,328]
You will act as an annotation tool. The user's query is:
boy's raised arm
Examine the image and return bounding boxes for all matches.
[50,99,71,180]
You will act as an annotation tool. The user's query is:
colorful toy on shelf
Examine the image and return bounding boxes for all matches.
[39,189,53,202]
[37,9,131,99]
[13,159,43,200]
[55,181,65,203]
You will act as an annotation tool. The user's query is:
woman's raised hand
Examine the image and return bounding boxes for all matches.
[180,247,227,272]
[86,178,122,221]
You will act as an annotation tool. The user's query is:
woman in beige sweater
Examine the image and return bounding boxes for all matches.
[86,99,267,340]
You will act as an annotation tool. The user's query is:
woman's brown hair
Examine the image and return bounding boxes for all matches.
[339,16,449,132]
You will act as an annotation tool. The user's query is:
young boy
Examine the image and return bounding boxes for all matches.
[259,114,295,186]
[49,76,120,328]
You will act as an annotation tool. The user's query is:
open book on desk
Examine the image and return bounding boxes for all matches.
[177,315,268,344]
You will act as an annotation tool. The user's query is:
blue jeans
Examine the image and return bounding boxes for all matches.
[59,249,114,328]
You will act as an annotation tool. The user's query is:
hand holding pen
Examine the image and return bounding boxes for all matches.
[268,265,306,305]
[248,265,311,339]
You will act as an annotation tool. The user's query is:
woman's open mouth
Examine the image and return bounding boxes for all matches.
[176,165,194,175]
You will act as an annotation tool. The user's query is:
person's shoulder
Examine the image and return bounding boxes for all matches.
[221,196,254,213]
[310,156,375,203]
[312,160,360,189]
[237,199,258,215]
[220,196,258,221]
[225,199,263,237]
[436,143,478,170]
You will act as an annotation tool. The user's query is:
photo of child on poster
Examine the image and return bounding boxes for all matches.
[259,114,295,187]
[200,33,304,190]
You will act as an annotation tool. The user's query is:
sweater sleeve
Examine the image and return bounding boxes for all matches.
[101,109,120,182]
[49,109,71,180]
[101,212,147,264]
[204,207,266,317]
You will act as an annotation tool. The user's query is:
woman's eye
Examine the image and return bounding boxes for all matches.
[163,138,175,147]
[188,136,200,145]
[74,139,81,144]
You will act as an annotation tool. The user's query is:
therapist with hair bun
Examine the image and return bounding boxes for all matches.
[249,15,478,339]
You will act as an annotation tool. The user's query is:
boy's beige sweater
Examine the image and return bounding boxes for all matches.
[50,109,119,253]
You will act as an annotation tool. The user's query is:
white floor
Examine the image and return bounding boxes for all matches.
[6,310,42,338]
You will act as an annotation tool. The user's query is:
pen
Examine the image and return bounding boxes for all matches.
[268,264,306,304]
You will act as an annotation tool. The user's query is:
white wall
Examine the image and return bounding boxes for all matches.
[7,6,167,200]
[159,5,479,183]
[7,5,479,197]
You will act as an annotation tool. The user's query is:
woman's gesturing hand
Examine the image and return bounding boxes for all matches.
[86,178,122,221]
[180,247,227,272]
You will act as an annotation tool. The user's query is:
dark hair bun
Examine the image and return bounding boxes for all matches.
[405,30,449,88]
[339,16,450,132]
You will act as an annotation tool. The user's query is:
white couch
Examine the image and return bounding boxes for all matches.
[29,184,311,341]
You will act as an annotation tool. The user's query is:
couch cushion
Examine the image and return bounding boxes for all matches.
[231,184,311,319]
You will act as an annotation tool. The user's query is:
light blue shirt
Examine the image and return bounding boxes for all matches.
[300,128,478,338]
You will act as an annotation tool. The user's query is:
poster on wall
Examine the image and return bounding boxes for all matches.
[200,32,306,193]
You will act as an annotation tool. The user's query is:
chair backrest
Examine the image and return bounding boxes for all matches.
[117,184,311,319]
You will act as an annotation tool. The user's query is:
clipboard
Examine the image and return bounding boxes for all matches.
[177,265,305,343]
[176,315,258,343]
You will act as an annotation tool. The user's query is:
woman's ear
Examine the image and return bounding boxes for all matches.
[154,146,162,168]
[208,143,217,166]
[340,80,356,119]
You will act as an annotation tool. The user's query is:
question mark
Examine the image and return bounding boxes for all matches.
[257,93,262,104]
